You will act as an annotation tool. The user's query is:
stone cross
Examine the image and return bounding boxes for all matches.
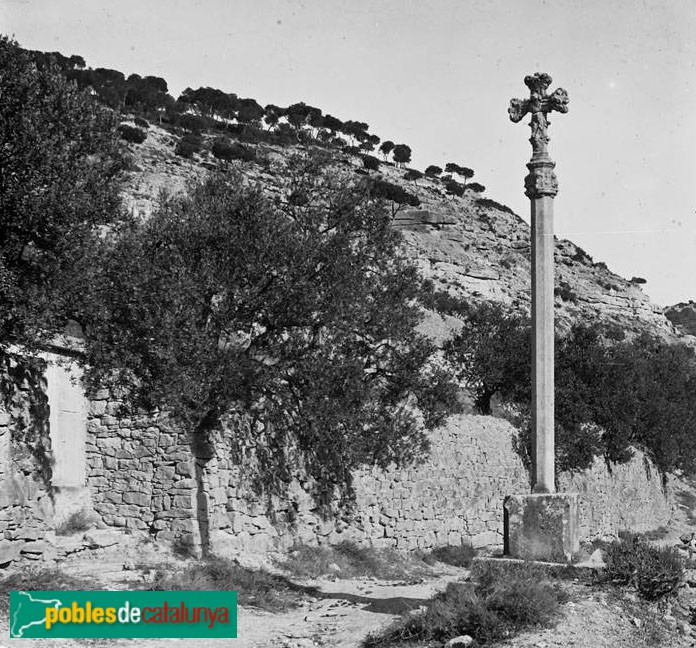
[509,73,569,493]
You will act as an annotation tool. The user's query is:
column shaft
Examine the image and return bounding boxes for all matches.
[531,196,555,493]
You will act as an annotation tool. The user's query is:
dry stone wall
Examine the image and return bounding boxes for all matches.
[86,400,199,542]
[0,364,678,562]
[0,353,53,564]
[83,390,677,555]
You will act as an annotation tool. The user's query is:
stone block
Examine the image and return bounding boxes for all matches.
[504,493,579,562]
[0,539,24,564]
[123,492,150,507]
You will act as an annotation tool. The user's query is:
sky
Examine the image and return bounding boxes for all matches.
[2,0,695,306]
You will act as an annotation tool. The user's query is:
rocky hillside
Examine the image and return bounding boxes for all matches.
[120,121,678,341]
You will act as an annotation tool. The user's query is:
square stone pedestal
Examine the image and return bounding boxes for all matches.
[504,493,579,562]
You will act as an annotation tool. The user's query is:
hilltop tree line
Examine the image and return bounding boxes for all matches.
[26,46,485,197]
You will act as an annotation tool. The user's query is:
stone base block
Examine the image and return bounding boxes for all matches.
[504,493,579,562]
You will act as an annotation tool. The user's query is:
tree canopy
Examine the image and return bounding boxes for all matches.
[443,298,696,475]
[0,36,125,350]
[79,153,460,492]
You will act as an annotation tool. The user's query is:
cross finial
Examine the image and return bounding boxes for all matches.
[509,73,569,162]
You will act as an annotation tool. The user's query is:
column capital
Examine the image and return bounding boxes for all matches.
[525,160,558,199]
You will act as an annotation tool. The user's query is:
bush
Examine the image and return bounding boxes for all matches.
[117,124,147,144]
[554,280,577,303]
[425,544,476,568]
[174,133,201,158]
[420,288,469,318]
[133,116,149,129]
[603,533,683,600]
[364,563,565,647]
[211,138,255,162]
[360,154,380,171]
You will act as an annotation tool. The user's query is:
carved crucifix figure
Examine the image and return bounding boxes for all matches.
[509,72,569,167]
[509,73,569,493]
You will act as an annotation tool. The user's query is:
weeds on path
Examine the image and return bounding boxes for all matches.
[280,541,432,581]
[0,568,99,616]
[150,556,313,611]
[363,562,567,647]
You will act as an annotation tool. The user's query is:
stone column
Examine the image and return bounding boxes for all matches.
[510,73,569,493]
[529,167,557,493]
[504,73,579,561]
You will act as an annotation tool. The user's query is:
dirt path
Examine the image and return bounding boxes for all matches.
[0,565,457,648]
[2,549,696,648]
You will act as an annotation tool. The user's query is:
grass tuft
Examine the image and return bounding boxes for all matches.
[149,556,311,611]
[280,541,429,581]
[0,568,99,616]
[55,509,95,536]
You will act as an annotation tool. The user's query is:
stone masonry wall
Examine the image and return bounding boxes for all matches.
[0,353,53,565]
[86,398,199,546]
[83,387,676,555]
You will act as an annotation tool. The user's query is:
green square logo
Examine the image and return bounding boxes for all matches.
[10,590,237,638]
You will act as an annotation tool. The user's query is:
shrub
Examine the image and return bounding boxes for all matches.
[364,563,564,647]
[554,280,577,303]
[174,133,201,158]
[213,138,233,158]
[117,124,147,144]
[603,533,683,600]
[499,254,516,270]
[133,116,149,129]
[420,288,470,317]
[425,544,476,568]
[630,276,647,284]
[360,154,380,171]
